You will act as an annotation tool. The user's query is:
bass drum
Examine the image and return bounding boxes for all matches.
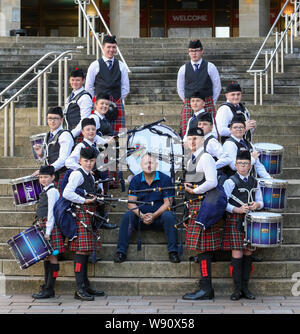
[126,125,183,177]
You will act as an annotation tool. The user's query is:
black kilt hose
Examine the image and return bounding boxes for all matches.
[68,203,101,253]
[222,212,252,251]
[185,198,222,253]
[37,218,65,254]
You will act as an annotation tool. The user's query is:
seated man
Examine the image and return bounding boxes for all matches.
[114,153,180,264]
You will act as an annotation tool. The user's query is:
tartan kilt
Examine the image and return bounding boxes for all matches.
[54,169,66,196]
[222,213,252,251]
[109,97,125,134]
[185,199,222,252]
[37,218,65,254]
[68,203,101,253]
[179,96,217,138]
[74,133,84,145]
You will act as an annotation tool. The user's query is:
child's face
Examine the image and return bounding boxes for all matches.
[95,99,110,115]
[69,76,85,91]
[103,42,117,59]
[47,113,63,132]
[187,135,203,152]
[82,125,97,142]
[230,122,246,139]
[198,121,213,135]
[226,91,242,105]
[235,159,251,175]
[79,157,96,172]
[39,174,55,187]
[190,98,205,112]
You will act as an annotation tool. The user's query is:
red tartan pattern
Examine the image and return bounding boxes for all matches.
[180,96,217,138]
[222,212,252,251]
[185,199,222,252]
[68,203,101,252]
[54,170,66,196]
[37,218,65,254]
[109,97,125,133]
[74,133,84,145]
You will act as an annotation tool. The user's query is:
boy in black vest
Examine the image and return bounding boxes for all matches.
[222,150,264,301]
[32,107,74,194]
[177,39,221,138]
[85,34,129,134]
[32,165,65,299]
[91,94,114,137]
[216,82,257,144]
[64,68,93,144]
[63,147,105,301]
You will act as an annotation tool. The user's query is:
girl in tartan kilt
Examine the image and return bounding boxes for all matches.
[63,147,105,301]
[177,39,221,138]
[32,165,65,299]
[32,107,74,195]
[182,127,220,301]
[223,150,264,301]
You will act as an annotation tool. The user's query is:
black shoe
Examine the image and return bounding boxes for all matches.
[74,289,94,301]
[251,254,263,262]
[88,255,102,263]
[230,289,242,301]
[99,222,117,229]
[114,252,127,263]
[241,288,256,300]
[85,287,105,297]
[32,287,55,299]
[169,252,181,263]
[182,288,214,300]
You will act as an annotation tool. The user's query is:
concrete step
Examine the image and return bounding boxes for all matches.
[3,276,295,296]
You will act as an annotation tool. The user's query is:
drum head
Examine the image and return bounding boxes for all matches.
[126,125,183,176]
[254,143,284,152]
[258,178,288,187]
[247,212,282,220]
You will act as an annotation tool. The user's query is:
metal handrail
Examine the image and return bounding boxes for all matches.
[247,0,300,105]
[0,50,76,157]
[76,0,131,73]
[0,51,58,101]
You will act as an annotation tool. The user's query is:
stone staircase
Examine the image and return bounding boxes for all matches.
[0,37,300,296]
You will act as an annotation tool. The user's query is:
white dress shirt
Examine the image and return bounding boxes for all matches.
[204,132,231,169]
[177,58,221,103]
[64,87,93,138]
[43,183,60,236]
[63,167,95,204]
[85,56,130,99]
[223,173,264,213]
[183,108,218,142]
[215,101,252,138]
[47,125,74,172]
[222,135,271,178]
[187,147,218,194]
[65,136,106,171]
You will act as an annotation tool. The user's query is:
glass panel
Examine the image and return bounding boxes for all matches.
[150,0,164,9]
[150,10,165,26]
[215,26,230,37]
[233,0,239,9]
[215,0,230,10]
[140,0,147,9]
[215,10,230,26]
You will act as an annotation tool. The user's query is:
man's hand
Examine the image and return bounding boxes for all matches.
[142,213,154,225]
[184,183,194,194]
[234,203,249,214]
[248,201,260,211]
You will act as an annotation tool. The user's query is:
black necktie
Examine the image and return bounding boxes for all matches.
[48,133,54,143]
[107,60,113,70]
[192,154,196,164]
[240,139,248,149]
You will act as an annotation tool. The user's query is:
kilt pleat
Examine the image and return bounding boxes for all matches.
[38,218,65,254]
[68,203,101,252]
[109,97,125,133]
[185,199,222,252]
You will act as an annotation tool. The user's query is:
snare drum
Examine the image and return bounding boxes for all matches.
[10,175,42,206]
[126,124,183,176]
[254,143,284,175]
[30,133,46,162]
[244,212,282,248]
[258,178,288,212]
[7,225,53,270]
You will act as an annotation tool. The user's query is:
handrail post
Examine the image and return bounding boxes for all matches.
[96,32,100,59]
[43,72,48,126]
[259,72,263,106]
[58,58,63,107]
[275,31,279,73]
[4,100,9,157]
[270,55,274,95]
[92,15,96,55]
[254,73,257,105]
[78,0,82,37]
[285,14,288,54]
[37,70,42,126]
[294,0,298,37]
[86,15,90,55]
[83,0,87,38]
[290,15,294,54]
[281,31,284,73]
[10,101,15,157]
[64,57,69,107]
[265,52,268,94]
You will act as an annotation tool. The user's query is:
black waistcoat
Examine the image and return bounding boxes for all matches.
[35,185,55,219]
[228,174,257,207]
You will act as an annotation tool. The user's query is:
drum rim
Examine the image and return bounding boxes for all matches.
[258,178,288,187]
[246,212,282,220]
[254,142,284,150]
[29,133,47,140]
[9,175,39,184]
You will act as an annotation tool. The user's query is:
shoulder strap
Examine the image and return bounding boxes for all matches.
[72,90,92,103]
[203,135,215,153]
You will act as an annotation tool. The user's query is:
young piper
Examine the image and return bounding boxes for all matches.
[222,115,271,179]
[182,127,221,300]
[64,68,93,143]
[216,82,257,144]
[223,150,264,301]
[32,107,74,194]
[63,147,105,301]
[183,92,218,142]
[32,165,65,299]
